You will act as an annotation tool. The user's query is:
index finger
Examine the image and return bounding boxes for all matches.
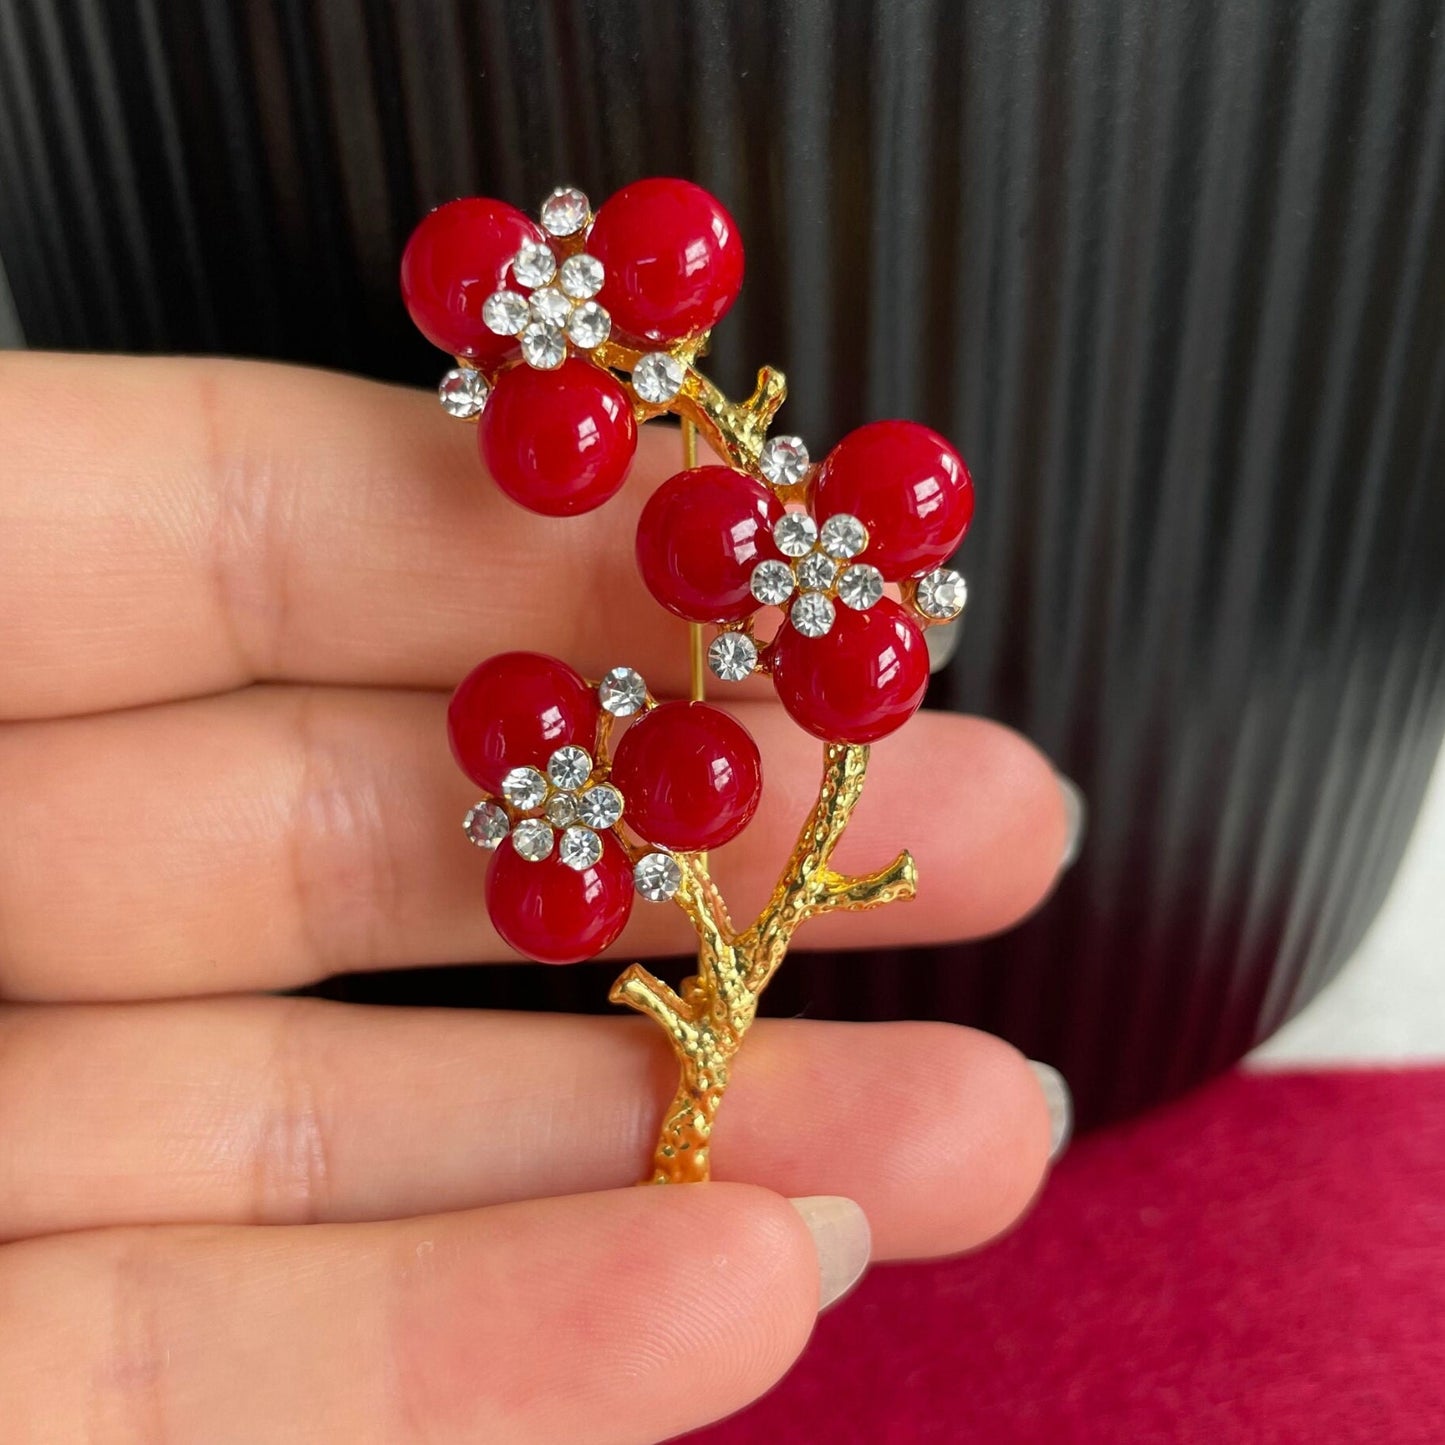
[0,352,713,719]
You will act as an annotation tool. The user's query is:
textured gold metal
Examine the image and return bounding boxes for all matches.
[611,742,916,1183]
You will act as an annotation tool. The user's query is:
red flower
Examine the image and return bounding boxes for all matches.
[402,179,744,518]
[447,653,762,964]
[635,421,974,744]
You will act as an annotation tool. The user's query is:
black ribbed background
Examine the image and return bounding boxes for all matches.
[3,0,1444,1125]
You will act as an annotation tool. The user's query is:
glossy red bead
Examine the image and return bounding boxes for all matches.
[589,178,745,343]
[635,466,784,623]
[400,197,542,362]
[811,420,974,577]
[479,359,638,516]
[771,598,930,744]
[611,701,762,851]
[486,832,633,964]
[447,652,599,793]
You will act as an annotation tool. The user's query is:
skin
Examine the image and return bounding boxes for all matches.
[0,354,1069,1444]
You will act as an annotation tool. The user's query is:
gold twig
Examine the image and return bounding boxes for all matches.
[615,738,913,1182]
[609,965,699,1052]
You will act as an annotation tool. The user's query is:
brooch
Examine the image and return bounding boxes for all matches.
[402,179,972,1182]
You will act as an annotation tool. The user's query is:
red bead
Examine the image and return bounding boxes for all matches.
[401,197,542,362]
[448,652,599,792]
[610,701,762,851]
[811,421,973,577]
[589,178,745,343]
[771,598,930,744]
[635,466,784,623]
[479,359,638,516]
[486,832,633,964]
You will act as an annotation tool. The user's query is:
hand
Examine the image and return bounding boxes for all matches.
[0,354,1072,1443]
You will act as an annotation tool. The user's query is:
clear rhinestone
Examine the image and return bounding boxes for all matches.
[820,513,869,559]
[540,186,590,237]
[545,792,579,827]
[599,666,647,716]
[511,818,554,862]
[520,320,566,370]
[837,562,884,610]
[566,301,611,350]
[790,591,836,638]
[482,289,529,336]
[500,766,548,810]
[750,559,796,607]
[708,631,757,682]
[558,825,603,872]
[438,367,489,418]
[759,435,810,488]
[462,801,509,849]
[632,351,685,404]
[528,286,572,326]
[634,851,682,902]
[577,783,624,830]
[547,745,593,790]
[773,513,818,558]
[796,550,838,590]
[511,238,557,288]
[915,567,968,619]
[559,253,604,299]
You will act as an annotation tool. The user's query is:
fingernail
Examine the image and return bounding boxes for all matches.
[925,619,962,672]
[1028,1060,1073,1162]
[1056,771,1086,870]
[789,1195,871,1310]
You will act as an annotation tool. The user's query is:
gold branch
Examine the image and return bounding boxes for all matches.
[677,365,787,471]
[812,852,918,912]
[673,852,735,957]
[609,965,699,1052]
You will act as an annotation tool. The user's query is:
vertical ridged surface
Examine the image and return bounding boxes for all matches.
[2,0,1443,1124]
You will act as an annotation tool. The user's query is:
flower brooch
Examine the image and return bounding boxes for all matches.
[403,178,973,1182]
[447,652,760,965]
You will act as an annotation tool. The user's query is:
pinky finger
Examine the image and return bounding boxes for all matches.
[0,1184,856,1445]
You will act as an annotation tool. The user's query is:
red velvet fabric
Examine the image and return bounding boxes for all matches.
[694,1068,1445,1443]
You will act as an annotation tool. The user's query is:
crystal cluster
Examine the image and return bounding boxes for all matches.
[458,665,699,907]
[482,230,612,371]
[747,508,884,643]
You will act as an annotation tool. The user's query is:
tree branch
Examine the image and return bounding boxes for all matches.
[609,965,700,1051]
[811,850,917,911]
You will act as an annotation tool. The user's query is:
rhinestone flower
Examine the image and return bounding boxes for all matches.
[736,508,877,646]
[480,190,612,371]
[632,422,972,742]
[450,656,764,968]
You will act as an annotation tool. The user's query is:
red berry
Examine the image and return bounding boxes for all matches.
[635,466,784,623]
[479,359,638,516]
[811,421,973,577]
[589,178,745,343]
[401,197,542,362]
[771,598,930,744]
[611,701,762,851]
[448,652,599,792]
[486,833,633,964]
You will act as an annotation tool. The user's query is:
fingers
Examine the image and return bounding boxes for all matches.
[0,352,721,719]
[0,998,1051,1259]
[0,1184,825,1444]
[0,687,1067,1000]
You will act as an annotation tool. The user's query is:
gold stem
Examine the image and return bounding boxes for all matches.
[681,414,709,871]
[682,416,706,707]
[612,743,917,1183]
